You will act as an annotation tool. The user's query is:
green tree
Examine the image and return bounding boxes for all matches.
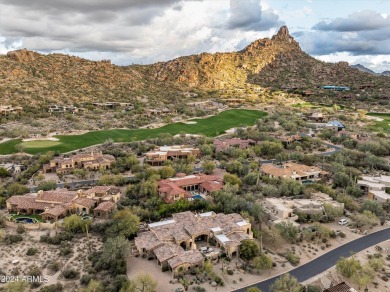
[275,222,299,243]
[244,172,259,186]
[37,180,57,191]
[73,169,87,179]
[132,274,157,292]
[252,253,273,271]
[336,256,362,278]
[360,200,384,217]
[199,144,213,156]
[270,273,303,292]
[333,172,350,188]
[63,215,84,233]
[7,182,29,195]
[257,141,284,158]
[240,240,260,260]
[100,236,130,270]
[352,210,378,228]
[79,280,104,292]
[323,203,343,221]
[139,179,158,197]
[368,257,384,271]
[159,166,175,179]
[106,209,140,238]
[223,173,242,186]
[202,160,216,175]
[352,265,374,289]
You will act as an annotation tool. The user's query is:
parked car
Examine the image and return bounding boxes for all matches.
[338,218,349,225]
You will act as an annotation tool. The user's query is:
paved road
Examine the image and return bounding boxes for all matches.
[234,228,390,292]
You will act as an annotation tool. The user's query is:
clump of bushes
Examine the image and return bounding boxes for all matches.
[3,234,23,244]
[285,250,300,266]
[62,268,80,279]
[16,225,26,234]
[26,247,38,256]
[47,261,60,272]
[40,231,74,245]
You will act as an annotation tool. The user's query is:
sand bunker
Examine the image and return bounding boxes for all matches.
[22,137,60,142]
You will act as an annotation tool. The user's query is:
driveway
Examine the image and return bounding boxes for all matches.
[234,228,390,292]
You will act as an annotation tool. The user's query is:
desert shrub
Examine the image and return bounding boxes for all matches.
[338,232,346,238]
[62,268,80,279]
[47,261,60,272]
[59,243,73,256]
[40,231,74,245]
[26,247,38,256]
[80,274,92,286]
[3,233,23,244]
[28,266,42,288]
[285,250,300,266]
[16,225,26,234]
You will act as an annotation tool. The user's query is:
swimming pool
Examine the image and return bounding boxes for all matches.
[14,217,38,224]
[192,194,204,200]
[302,180,314,184]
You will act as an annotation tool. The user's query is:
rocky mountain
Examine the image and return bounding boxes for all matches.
[1,26,389,108]
[0,49,174,107]
[351,64,390,76]
[350,64,376,75]
[146,26,389,92]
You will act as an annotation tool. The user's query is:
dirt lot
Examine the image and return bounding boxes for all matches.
[0,228,103,291]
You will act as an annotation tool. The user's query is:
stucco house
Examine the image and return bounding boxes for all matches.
[43,151,115,174]
[134,211,253,274]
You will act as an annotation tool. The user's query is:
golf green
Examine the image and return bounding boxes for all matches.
[0,109,267,155]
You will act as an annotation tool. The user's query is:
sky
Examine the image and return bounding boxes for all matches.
[0,0,389,72]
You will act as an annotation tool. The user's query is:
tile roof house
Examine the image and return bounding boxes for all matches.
[145,145,200,166]
[261,162,327,182]
[213,138,256,152]
[277,135,303,145]
[93,201,117,219]
[134,211,253,274]
[158,174,223,203]
[43,151,115,174]
[323,282,357,292]
[6,186,121,222]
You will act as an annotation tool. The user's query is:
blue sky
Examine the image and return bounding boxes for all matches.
[0,0,389,72]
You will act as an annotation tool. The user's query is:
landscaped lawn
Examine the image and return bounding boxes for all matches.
[366,112,390,133]
[10,213,43,222]
[0,109,267,155]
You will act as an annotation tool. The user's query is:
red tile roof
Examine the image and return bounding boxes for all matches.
[94,201,116,212]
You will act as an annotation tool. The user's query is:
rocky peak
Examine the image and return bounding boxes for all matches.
[7,49,40,63]
[243,25,300,56]
[271,25,297,44]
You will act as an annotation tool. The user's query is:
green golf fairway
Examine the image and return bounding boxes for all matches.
[0,109,267,155]
[366,112,390,133]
